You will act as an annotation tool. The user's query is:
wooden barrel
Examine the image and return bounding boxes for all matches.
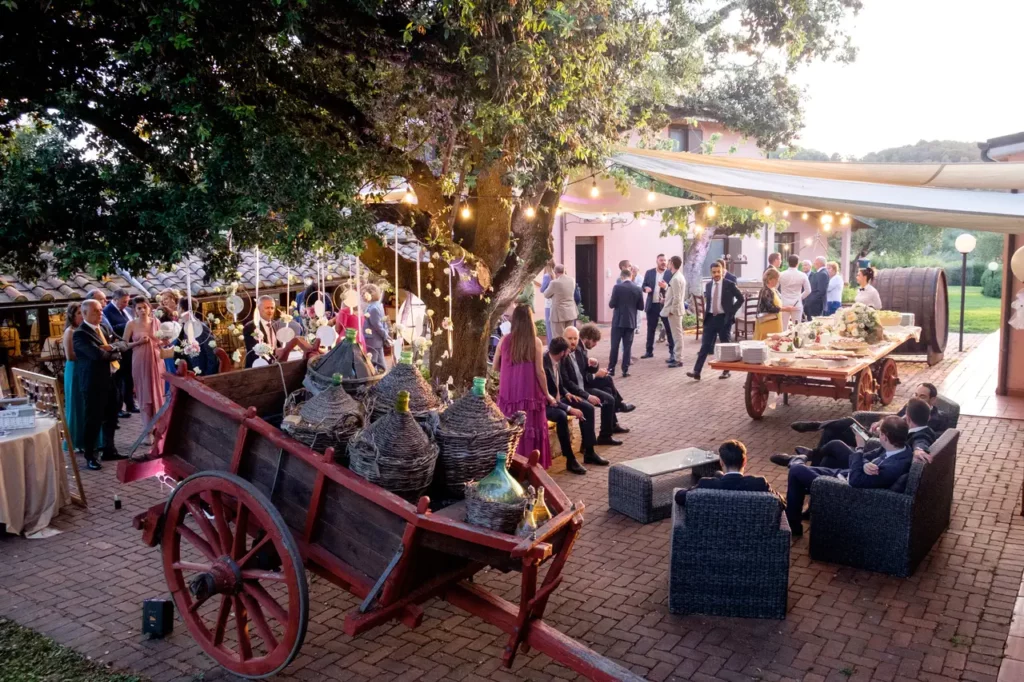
[874,267,948,364]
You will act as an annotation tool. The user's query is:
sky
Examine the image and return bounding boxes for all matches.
[791,0,1024,158]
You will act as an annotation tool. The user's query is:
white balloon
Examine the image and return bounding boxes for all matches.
[1011,245,1024,283]
[499,321,511,335]
[313,300,326,318]
[225,295,245,314]
[160,321,182,338]
[276,326,296,345]
[252,358,269,368]
[316,325,338,348]
[343,289,360,308]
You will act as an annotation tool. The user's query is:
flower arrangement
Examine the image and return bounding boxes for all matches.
[253,342,273,359]
[179,340,201,357]
[832,303,884,344]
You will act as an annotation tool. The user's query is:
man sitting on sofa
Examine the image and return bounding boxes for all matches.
[674,440,785,510]
[785,416,913,537]
[772,398,936,470]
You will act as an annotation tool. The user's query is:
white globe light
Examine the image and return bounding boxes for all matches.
[988,261,1000,271]
[955,233,977,254]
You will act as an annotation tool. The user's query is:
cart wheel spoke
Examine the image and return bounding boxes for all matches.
[236,533,271,568]
[230,502,249,561]
[176,523,218,562]
[205,491,234,556]
[241,569,286,582]
[243,581,288,624]
[184,498,225,555]
[212,595,231,647]
[239,591,279,650]
[233,595,253,662]
[172,561,212,573]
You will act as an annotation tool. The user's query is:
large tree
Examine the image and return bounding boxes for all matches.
[1,0,861,386]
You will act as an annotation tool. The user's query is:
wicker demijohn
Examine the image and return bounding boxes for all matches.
[464,452,527,534]
[436,377,524,497]
[281,375,364,462]
[363,351,441,422]
[305,327,381,397]
[348,390,439,501]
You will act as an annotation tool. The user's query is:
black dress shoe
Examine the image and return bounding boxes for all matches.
[583,451,610,466]
[640,353,654,359]
[791,421,822,433]
[595,436,623,446]
[617,403,636,413]
[686,371,701,380]
[664,357,675,364]
[565,458,587,475]
[85,459,102,471]
[118,411,131,419]
[667,362,682,368]
[129,407,140,414]
[607,369,615,377]
[103,451,128,461]
[769,453,795,467]
[621,371,630,378]
[612,425,631,434]
[794,446,813,457]
[719,371,731,379]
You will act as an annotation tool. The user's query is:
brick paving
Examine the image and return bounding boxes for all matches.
[2,332,1024,682]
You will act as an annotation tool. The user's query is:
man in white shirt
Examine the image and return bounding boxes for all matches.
[778,253,811,328]
[660,255,686,368]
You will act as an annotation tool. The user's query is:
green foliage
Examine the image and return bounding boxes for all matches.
[841,285,858,304]
[535,319,547,338]
[0,617,145,682]
[861,140,981,163]
[981,266,1002,298]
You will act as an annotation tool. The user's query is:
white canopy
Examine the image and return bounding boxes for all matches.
[612,148,1024,233]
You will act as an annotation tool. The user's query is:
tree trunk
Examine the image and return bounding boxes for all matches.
[682,227,717,305]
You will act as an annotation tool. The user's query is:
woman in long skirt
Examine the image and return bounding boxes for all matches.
[125,297,166,443]
[62,302,104,454]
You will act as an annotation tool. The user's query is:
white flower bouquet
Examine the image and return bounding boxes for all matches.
[831,303,884,344]
[253,342,273,359]
[179,340,202,358]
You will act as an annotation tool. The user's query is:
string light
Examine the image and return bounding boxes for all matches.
[555,206,562,216]
[705,203,716,218]
[823,223,832,232]
[460,205,471,219]
[600,212,608,221]
[782,210,789,217]
[840,213,851,226]
[403,188,417,205]
[801,212,809,220]
[647,191,656,203]
[805,238,813,246]
[694,223,704,235]
[524,205,536,219]
[763,202,773,217]
[590,180,600,198]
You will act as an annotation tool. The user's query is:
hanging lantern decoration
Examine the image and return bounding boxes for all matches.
[524,205,536,220]
[762,202,773,217]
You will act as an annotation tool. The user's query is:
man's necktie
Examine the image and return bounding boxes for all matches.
[96,325,120,372]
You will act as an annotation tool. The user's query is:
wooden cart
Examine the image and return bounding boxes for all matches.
[117,361,642,681]
[710,331,918,420]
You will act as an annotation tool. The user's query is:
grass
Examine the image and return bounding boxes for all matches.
[0,618,146,682]
[947,285,1002,334]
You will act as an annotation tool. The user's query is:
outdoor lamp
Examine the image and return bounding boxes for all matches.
[954,233,977,352]
[705,201,716,218]
[804,238,812,246]
[590,180,599,198]
[782,210,789,217]
[524,205,536,219]
[460,205,471,219]
[989,261,1000,271]
[823,223,831,232]
[801,212,809,220]
[763,202,773,216]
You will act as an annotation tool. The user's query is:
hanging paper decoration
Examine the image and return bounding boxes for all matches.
[254,246,260,299]
[276,326,296,345]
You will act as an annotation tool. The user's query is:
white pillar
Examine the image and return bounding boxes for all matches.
[841,227,852,283]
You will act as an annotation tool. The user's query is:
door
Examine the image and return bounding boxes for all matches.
[575,241,598,322]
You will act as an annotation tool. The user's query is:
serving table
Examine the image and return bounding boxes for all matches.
[0,417,70,534]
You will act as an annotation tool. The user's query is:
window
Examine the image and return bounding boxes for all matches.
[775,232,796,258]
[667,124,703,152]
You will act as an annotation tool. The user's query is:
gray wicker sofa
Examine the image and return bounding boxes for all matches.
[809,428,960,577]
[669,489,790,619]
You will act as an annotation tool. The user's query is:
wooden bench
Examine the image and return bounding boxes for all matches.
[547,415,582,459]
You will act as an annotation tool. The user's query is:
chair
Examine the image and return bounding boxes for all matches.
[733,295,758,341]
[670,489,790,619]
[692,294,704,339]
[809,428,960,577]
[214,347,235,373]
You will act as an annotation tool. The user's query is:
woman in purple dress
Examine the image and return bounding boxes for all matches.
[492,305,554,468]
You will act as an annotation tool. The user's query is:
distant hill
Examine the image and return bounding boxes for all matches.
[860,140,981,163]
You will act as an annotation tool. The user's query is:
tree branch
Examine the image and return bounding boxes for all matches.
[695,1,744,33]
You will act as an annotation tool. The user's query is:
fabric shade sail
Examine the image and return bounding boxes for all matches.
[613,148,1024,234]
[559,172,701,215]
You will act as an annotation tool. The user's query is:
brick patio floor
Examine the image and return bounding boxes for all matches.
[2,333,1024,682]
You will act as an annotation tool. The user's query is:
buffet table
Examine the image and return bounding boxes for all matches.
[710,327,921,419]
[0,417,70,534]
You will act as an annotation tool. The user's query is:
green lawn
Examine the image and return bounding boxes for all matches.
[947,285,1002,334]
[0,618,146,682]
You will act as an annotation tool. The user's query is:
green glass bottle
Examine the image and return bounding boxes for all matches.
[400,350,413,365]
[474,451,525,503]
[395,390,410,413]
[472,376,486,397]
[344,327,357,343]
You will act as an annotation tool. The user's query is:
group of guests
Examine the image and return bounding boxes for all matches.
[673,382,950,539]
[493,306,635,475]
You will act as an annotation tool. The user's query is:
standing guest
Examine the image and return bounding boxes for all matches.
[362,283,391,371]
[543,264,578,339]
[543,337,593,475]
[157,289,180,323]
[716,258,738,284]
[576,323,635,414]
[855,267,883,309]
[640,254,674,359]
[800,260,813,274]
[778,254,811,329]
[62,303,104,456]
[73,299,124,469]
[124,297,166,442]
[177,299,220,376]
[767,252,782,272]
[103,288,138,417]
[243,295,281,368]
[660,255,686,367]
[606,268,644,377]
[560,327,618,456]
[86,290,118,340]
[493,305,553,469]
[825,261,844,315]
[754,268,796,340]
[688,261,744,381]
[333,298,366,352]
[805,256,830,319]
[539,261,555,345]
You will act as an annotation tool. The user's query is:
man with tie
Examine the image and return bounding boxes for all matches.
[640,254,674,360]
[102,288,138,417]
[243,295,281,367]
[73,299,125,469]
[688,261,745,381]
[606,267,644,377]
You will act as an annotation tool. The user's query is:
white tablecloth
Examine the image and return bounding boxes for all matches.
[0,417,70,535]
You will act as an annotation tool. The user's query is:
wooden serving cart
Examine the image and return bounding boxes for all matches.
[710,331,919,420]
[117,361,642,681]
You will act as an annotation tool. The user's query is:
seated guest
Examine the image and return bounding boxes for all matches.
[560,327,619,457]
[544,337,597,475]
[674,440,785,509]
[577,323,635,414]
[785,416,913,537]
[773,399,936,470]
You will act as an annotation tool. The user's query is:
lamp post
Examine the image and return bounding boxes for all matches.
[955,233,977,352]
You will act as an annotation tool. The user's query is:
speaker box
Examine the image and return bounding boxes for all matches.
[142,598,174,638]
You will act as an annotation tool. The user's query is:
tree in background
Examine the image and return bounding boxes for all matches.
[1,0,862,386]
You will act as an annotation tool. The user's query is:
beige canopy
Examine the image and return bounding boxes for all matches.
[559,173,701,215]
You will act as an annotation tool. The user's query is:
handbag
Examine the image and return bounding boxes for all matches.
[756,313,778,323]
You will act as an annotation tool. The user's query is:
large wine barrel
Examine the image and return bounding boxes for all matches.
[874,267,948,365]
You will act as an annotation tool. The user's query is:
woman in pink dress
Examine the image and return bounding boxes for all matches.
[492,305,554,468]
[124,297,166,441]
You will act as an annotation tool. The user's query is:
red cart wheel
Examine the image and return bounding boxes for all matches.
[852,369,875,411]
[874,358,899,405]
[745,373,769,419]
[161,471,308,679]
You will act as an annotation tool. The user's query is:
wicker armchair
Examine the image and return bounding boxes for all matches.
[809,428,960,577]
[669,489,790,619]
[854,394,960,431]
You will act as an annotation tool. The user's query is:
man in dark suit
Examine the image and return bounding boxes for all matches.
[716,258,738,284]
[177,299,220,376]
[675,440,785,509]
[102,288,137,416]
[544,337,596,475]
[785,416,914,536]
[606,268,644,377]
[243,295,281,368]
[560,327,620,457]
[640,254,674,359]
[687,261,745,381]
[804,256,829,319]
[73,299,125,469]
[577,323,634,414]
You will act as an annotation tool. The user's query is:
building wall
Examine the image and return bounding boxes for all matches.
[999,232,1024,396]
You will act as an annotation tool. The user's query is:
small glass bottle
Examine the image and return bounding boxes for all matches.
[516,499,538,538]
[533,486,552,527]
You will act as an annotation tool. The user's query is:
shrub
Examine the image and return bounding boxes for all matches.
[981,266,1002,298]
[534,319,546,337]
[841,285,858,304]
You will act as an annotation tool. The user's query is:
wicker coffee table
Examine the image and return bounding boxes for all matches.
[608,447,721,523]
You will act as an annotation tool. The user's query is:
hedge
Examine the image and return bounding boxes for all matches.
[981,267,1002,298]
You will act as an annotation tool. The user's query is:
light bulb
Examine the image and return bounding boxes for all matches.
[524,206,536,219]
[460,205,471,219]
[403,188,417,205]
[647,191,656,203]
[600,212,608,221]
[823,223,832,232]
[555,206,562,216]
[705,203,716,218]
[694,224,703,234]
[805,238,813,246]
[590,180,599,198]
[763,203,773,216]
[782,210,789,217]
[801,212,809,220]
[840,214,851,225]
